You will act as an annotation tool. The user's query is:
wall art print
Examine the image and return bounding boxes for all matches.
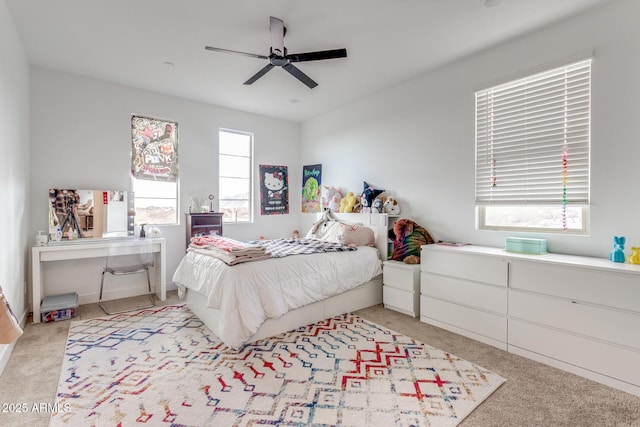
[131,115,178,182]
[301,164,322,213]
[260,165,289,215]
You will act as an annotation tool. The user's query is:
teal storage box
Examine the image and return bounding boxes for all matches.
[505,237,547,254]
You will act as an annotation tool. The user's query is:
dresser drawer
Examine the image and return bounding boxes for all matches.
[421,272,507,315]
[509,319,640,387]
[509,260,640,312]
[383,261,420,292]
[421,248,508,287]
[383,286,419,317]
[420,295,507,343]
[509,290,640,350]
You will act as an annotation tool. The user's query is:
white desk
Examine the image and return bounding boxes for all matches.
[31,238,166,323]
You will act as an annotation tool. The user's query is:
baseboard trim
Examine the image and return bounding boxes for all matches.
[0,341,17,376]
[0,307,29,377]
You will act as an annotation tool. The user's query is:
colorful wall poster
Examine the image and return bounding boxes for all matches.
[259,165,289,215]
[131,115,178,182]
[301,164,322,213]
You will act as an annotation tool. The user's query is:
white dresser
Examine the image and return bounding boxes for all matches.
[420,244,640,396]
[420,246,509,350]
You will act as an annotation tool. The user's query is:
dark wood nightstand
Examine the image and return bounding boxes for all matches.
[185,212,224,247]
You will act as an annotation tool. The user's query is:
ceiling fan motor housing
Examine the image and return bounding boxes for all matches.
[205,16,347,88]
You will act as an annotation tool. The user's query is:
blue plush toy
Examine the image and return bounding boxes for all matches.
[609,236,626,263]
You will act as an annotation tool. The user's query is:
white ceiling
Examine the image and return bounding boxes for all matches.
[7,0,611,123]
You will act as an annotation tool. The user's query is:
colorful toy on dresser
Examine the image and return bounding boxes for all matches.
[609,236,626,263]
[627,247,640,264]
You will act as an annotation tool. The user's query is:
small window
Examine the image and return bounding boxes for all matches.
[130,115,179,225]
[475,58,591,233]
[219,129,253,223]
[131,179,178,225]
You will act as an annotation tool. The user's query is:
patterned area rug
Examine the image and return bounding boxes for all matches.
[50,305,505,426]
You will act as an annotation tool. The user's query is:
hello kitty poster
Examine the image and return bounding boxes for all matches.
[259,165,289,215]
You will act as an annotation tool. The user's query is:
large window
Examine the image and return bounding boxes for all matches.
[475,58,591,233]
[219,129,253,223]
[130,115,179,225]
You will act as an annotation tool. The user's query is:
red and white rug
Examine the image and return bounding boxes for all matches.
[50,305,504,426]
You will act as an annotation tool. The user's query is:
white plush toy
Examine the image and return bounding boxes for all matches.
[336,222,375,247]
[383,197,400,215]
[322,186,343,213]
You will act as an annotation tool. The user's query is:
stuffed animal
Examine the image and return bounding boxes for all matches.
[360,182,384,214]
[609,236,626,263]
[627,247,640,264]
[391,218,435,263]
[383,197,401,215]
[339,192,358,213]
[371,196,385,214]
[322,186,343,213]
[403,255,420,264]
[307,210,338,239]
[336,222,375,247]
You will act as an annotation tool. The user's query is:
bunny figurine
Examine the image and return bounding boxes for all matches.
[609,236,626,263]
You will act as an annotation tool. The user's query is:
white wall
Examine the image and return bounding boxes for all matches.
[0,0,30,371]
[301,0,640,259]
[30,67,300,300]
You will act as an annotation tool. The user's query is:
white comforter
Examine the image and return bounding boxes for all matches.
[172,246,382,348]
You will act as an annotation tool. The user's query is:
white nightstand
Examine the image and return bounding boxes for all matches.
[383,260,421,317]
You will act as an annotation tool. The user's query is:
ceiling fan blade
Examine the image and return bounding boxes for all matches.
[283,63,318,89]
[244,63,275,85]
[205,46,268,60]
[270,16,285,57]
[287,48,347,63]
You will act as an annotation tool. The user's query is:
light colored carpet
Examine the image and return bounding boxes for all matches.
[0,292,639,426]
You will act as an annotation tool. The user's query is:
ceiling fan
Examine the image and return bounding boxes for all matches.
[205,16,347,89]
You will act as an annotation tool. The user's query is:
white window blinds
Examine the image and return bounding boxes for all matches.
[475,59,591,206]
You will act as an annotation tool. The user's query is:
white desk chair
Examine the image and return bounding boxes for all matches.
[99,239,156,314]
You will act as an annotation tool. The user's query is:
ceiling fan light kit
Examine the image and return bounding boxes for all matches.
[205,16,347,88]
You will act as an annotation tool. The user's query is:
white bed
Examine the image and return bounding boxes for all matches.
[173,213,389,348]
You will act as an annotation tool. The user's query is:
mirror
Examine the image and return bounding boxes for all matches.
[48,189,134,240]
